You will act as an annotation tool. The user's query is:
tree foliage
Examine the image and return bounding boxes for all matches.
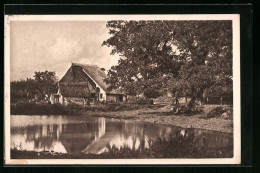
[103,21,182,98]
[11,70,58,101]
[11,78,36,100]
[102,20,232,102]
[170,21,233,101]
[33,70,58,96]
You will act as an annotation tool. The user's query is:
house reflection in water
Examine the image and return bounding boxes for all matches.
[10,115,233,156]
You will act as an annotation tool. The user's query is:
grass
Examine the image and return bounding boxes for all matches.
[11,102,161,115]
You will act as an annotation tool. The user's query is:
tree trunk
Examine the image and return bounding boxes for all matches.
[172,97,179,105]
[188,96,196,108]
[175,97,179,105]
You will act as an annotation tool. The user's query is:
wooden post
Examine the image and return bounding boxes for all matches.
[220,97,223,105]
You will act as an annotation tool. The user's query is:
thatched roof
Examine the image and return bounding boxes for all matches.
[71,63,123,95]
[71,63,109,91]
[59,83,95,98]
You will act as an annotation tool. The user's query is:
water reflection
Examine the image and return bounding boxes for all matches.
[11,115,233,157]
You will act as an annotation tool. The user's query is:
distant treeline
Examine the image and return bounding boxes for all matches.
[11,71,57,103]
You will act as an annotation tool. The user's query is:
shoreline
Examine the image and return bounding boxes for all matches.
[11,103,233,134]
[11,112,233,134]
[89,110,233,134]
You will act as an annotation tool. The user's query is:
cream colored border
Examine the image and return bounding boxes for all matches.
[4,14,240,165]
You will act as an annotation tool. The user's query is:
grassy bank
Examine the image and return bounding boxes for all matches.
[11,102,160,115]
[11,103,233,133]
[11,134,233,159]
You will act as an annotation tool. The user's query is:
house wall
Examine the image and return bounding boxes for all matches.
[50,94,54,104]
[97,88,106,102]
[59,95,64,105]
[106,94,126,102]
[123,95,127,102]
[98,92,106,102]
[106,95,117,102]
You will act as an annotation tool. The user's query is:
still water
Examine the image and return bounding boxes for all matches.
[11,115,233,157]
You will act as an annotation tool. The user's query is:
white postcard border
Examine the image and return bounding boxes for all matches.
[4,14,241,165]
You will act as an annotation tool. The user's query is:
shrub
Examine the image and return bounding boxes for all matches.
[172,105,202,115]
[10,101,158,115]
[11,103,76,115]
[206,106,233,119]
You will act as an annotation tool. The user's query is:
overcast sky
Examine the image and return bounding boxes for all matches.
[10,21,120,81]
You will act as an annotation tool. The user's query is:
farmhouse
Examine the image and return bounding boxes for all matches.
[51,63,126,105]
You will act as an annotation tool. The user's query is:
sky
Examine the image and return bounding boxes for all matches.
[10,21,120,81]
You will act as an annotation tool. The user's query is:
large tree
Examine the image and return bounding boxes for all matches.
[170,21,232,106]
[33,70,57,97]
[102,21,183,98]
[102,20,232,104]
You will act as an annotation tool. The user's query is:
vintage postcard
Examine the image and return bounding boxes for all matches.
[4,14,240,165]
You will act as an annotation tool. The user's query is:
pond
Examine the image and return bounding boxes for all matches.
[10,115,233,158]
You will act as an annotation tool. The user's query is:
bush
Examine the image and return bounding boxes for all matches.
[171,105,202,115]
[206,106,233,119]
[11,103,76,115]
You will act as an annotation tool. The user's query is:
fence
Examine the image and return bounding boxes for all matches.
[154,96,233,105]
[203,96,233,105]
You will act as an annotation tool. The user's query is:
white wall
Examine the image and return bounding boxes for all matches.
[98,88,106,101]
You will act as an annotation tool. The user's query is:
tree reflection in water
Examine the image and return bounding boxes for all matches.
[11,115,233,157]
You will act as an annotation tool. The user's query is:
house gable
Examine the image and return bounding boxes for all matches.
[71,63,109,92]
[59,66,97,98]
[60,66,96,86]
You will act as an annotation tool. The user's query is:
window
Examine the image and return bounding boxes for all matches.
[100,93,103,99]
[54,94,59,103]
[119,95,123,102]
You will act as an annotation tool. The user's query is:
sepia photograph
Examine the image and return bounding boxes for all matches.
[4,14,240,165]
